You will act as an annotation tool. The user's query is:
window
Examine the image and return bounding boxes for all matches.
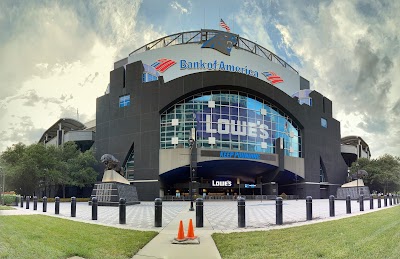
[321,118,327,128]
[142,73,158,83]
[119,94,130,108]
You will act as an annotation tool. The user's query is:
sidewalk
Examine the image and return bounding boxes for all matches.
[132,207,221,259]
[0,207,39,216]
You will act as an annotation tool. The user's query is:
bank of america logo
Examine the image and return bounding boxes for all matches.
[151,58,176,72]
[262,71,284,84]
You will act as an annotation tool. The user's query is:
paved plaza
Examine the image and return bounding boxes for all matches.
[4,198,390,231]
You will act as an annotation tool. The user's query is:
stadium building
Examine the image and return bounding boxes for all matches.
[95,29,349,200]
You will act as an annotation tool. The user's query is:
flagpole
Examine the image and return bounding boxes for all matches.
[218,8,220,30]
[232,14,234,33]
[203,8,205,29]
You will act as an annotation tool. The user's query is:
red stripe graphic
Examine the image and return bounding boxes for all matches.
[157,60,176,72]
[263,71,284,84]
[153,59,176,72]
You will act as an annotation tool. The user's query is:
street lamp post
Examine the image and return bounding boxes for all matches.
[0,167,4,205]
[188,132,196,211]
[355,163,359,201]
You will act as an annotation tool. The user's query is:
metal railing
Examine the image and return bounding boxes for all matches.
[128,29,298,74]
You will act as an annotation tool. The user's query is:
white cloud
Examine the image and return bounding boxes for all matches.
[0,1,166,152]
[275,24,292,48]
[270,0,400,157]
[236,1,276,53]
[170,1,192,14]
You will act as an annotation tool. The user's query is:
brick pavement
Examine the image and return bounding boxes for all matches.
[4,198,388,231]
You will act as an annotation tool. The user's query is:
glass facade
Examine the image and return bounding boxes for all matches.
[160,91,302,157]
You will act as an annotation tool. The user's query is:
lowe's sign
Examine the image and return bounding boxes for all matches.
[211,180,233,187]
[196,107,275,144]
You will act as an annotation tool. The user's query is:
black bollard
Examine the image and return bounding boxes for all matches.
[119,198,126,224]
[43,196,47,212]
[92,197,98,220]
[370,196,374,210]
[238,197,246,228]
[346,195,351,214]
[359,195,364,211]
[20,196,24,207]
[196,198,204,228]
[384,195,388,207]
[55,197,60,214]
[154,198,162,227]
[71,197,76,217]
[276,197,283,225]
[389,195,393,206]
[15,196,19,206]
[306,196,312,220]
[26,196,30,209]
[33,196,38,211]
[329,195,335,217]
[378,194,381,208]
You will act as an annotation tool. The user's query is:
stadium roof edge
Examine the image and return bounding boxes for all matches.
[38,118,86,144]
[125,29,298,74]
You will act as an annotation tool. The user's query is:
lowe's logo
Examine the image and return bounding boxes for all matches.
[211,180,232,187]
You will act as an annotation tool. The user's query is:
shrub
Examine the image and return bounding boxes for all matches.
[1,194,19,205]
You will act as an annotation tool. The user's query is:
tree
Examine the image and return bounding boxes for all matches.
[1,143,42,195]
[54,142,98,198]
[1,142,98,197]
[350,154,400,194]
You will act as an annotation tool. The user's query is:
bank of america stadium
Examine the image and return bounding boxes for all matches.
[92,29,349,200]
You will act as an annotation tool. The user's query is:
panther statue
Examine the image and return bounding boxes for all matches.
[100,154,123,176]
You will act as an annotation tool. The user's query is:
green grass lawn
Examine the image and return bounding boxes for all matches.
[213,206,400,259]
[0,215,157,259]
[0,206,15,210]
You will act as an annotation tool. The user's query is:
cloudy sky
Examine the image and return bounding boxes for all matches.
[0,0,399,158]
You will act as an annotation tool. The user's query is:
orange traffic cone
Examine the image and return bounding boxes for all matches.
[175,220,186,241]
[186,219,197,239]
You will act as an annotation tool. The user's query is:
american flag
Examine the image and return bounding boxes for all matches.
[219,19,230,32]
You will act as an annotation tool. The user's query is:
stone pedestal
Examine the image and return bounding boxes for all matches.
[336,186,371,199]
[91,182,140,206]
[102,170,130,185]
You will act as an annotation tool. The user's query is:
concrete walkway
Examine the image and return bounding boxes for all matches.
[132,209,221,259]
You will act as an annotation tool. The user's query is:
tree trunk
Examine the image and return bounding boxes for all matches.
[62,184,66,198]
